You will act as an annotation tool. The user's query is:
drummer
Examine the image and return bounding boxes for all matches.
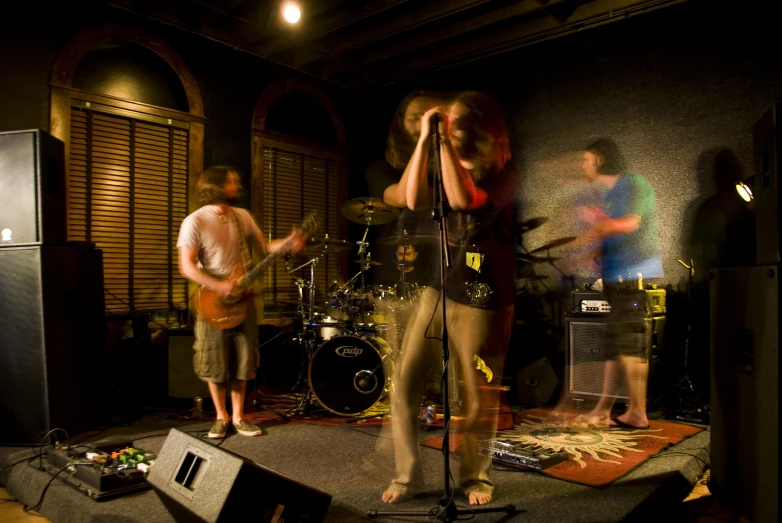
[364,90,447,288]
[378,243,430,295]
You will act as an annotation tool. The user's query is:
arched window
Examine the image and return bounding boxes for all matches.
[50,25,204,314]
[251,80,348,311]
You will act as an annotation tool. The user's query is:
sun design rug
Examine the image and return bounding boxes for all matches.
[422,408,702,487]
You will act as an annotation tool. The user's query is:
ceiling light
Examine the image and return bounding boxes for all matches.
[282,3,301,24]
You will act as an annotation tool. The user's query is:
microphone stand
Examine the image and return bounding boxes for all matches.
[369,114,514,520]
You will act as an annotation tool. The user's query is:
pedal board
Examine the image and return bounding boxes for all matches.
[479,439,569,470]
[44,439,153,501]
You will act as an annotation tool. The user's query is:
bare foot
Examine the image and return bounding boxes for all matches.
[468,490,492,505]
[566,414,605,429]
[381,485,406,504]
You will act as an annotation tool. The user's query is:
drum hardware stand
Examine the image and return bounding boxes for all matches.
[285,253,324,416]
[368,114,515,521]
[653,259,710,424]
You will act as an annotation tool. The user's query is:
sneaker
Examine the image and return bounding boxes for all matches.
[233,419,262,437]
[207,419,229,439]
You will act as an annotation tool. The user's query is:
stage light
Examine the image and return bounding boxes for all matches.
[736,180,754,202]
[282,3,301,23]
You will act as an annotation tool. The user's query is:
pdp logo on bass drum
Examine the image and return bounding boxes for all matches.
[335,345,364,357]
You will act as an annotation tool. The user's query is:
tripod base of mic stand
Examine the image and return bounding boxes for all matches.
[653,373,710,425]
[368,502,516,521]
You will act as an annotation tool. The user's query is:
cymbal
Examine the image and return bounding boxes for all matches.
[517,253,560,264]
[518,217,548,233]
[353,258,382,266]
[377,233,439,246]
[303,235,354,253]
[529,237,577,253]
[340,197,400,225]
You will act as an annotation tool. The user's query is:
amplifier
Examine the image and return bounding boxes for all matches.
[571,288,666,315]
[567,315,665,401]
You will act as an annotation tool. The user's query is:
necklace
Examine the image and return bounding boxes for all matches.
[210,205,230,223]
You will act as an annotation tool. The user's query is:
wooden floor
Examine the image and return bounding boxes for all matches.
[1,471,743,523]
[0,487,48,522]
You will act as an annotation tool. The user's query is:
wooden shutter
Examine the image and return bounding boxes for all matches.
[262,146,341,306]
[68,104,188,313]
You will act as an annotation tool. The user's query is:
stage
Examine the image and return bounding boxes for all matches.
[1,407,709,523]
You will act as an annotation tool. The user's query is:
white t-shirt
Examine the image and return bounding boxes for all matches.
[177,206,265,278]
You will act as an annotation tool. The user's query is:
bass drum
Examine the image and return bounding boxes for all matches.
[309,335,391,416]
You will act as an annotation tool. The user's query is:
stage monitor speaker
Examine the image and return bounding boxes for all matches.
[0,129,66,246]
[710,266,778,523]
[515,357,558,406]
[148,428,332,522]
[168,328,210,399]
[754,104,782,264]
[567,315,664,401]
[0,245,104,445]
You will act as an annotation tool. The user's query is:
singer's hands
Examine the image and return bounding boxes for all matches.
[419,107,449,142]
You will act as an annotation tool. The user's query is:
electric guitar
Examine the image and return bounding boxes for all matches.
[198,212,319,329]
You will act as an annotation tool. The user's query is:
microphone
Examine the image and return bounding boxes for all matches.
[431,113,440,139]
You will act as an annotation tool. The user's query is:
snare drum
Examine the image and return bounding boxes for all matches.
[310,312,345,341]
[360,285,397,325]
[309,335,391,415]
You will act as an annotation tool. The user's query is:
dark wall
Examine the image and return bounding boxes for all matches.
[359,0,780,288]
[0,0,355,209]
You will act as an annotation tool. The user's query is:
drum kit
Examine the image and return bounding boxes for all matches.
[280,197,436,418]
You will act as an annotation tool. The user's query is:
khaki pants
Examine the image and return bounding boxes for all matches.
[193,301,259,383]
[389,288,513,494]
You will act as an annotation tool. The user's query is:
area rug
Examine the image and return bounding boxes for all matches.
[422,407,703,487]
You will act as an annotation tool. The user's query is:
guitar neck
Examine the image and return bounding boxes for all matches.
[239,212,317,288]
[242,243,290,287]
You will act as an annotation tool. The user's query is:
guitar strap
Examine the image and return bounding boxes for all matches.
[227,208,253,273]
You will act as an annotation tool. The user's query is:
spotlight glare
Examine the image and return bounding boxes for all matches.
[736,181,754,202]
[283,3,301,23]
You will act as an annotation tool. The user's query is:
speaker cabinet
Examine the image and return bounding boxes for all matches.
[515,357,558,406]
[755,105,782,264]
[0,129,66,246]
[710,266,778,523]
[168,328,210,399]
[148,428,332,522]
[567,315,664,401]
[0,245,104,445]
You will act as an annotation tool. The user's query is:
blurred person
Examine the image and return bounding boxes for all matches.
[574,138,663,429]
[381,91,518,506]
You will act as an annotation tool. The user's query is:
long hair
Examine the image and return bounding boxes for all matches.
[385,90,450,170]
[585,138,627,175]
[197,165,240,206]
[450,91,511,177]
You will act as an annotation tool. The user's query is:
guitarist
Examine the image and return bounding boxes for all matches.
[177,165,305,438]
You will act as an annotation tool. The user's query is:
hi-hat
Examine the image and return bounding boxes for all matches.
[529,237,577,253]
[303,235,354,253]
[377,233,438,246]
[353,258,383,266]
[340,197,400,225]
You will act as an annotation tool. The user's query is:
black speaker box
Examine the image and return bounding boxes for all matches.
[148,428,332,522]
[168,328,210,399]
[710,266,778,523]
[0,245,104,445]
[566,315,665,402]
[755,105,782,264]
[0,129,66,246]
